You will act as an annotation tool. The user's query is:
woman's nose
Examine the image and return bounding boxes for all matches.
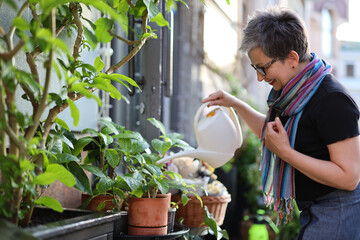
[256,72,265,82]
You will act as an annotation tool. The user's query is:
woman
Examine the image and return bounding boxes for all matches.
[202,7,360,239]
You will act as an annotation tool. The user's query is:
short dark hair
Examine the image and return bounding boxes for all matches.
[240,7,311,62]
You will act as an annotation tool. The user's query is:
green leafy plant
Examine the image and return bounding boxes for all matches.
[182,206,229,240]
[59,117,201,211]
[115,117,199,201]
[0,0,202,226]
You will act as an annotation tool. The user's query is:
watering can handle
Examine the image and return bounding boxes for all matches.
[193,103,242,144]
[193,103,209,144]
[227,106,242,145]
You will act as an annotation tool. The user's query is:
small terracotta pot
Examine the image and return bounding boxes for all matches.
[127,196,169,235]
[81,193,122,212]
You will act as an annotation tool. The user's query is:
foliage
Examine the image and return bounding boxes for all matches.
[59,117,200,211]
[117,117,199,201]
[0,0,202,226]
[182,206,229,240]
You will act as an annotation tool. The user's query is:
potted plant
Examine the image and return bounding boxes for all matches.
[0,0,187,230]
[58,116,201,235]
[113,117,202,235]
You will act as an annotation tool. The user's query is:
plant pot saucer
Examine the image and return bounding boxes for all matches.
[115,223,189,240]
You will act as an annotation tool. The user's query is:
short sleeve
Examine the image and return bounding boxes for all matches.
[312,92,359,145]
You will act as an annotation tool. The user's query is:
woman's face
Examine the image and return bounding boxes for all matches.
[248,47,294,91]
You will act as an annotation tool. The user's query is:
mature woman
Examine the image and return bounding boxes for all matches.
[202,7,360,239]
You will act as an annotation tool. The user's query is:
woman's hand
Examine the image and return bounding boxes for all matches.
[202,90,266,138]
[202,90,241,108]
[264,117,291,158]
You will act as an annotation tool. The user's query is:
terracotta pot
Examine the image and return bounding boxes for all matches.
[127,196,169,235]
[81,193,123,212]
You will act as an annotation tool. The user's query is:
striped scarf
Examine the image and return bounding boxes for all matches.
[260,53,332,223]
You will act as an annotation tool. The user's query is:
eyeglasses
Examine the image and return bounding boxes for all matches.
[250,58,278,76]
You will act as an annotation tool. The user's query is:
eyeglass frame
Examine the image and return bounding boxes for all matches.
[250,58,278,76]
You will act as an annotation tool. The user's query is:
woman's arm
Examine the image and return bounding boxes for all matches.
[265,117,360,191]
[202,90,266,138]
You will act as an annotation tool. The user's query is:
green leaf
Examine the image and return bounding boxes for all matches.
[73,136,94,157]
[145,164,162,177]
[151,139,171,156]
[165,0,173,12]
[69,83,102,105]
[13,17,30,31]
[98,132,113,147]
[122,173,143,191]
[97,201,106,211]
[83,26,98,50]
[35,164,76,187]
[56,153,79,163]
[35,28,52,39]
[150,12,169,28]
[66,98,80,127]
[105,149,120,168]
[40,0,128,31]
[90,77,122,100]
[52,38,70,55]
[94,17,113,43]
[181,194,189,206]
[107,73,141,90]
[113,187,127,200]
[94,56,105,72]
[115,0,129,13]
[54,118,69,130]
[51,131,74,149]
[67,161,92,195]
[147,118,166,136]
[82,165,107,178]
[132,0,147,19]
[143,0,159,19]
[35,197,63,213]
[153,178,169,195]
[204,205,229,240]
[99,118,119,135]
[97,176,114,193]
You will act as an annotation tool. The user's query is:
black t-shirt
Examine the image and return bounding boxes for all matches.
[279,74,360,201]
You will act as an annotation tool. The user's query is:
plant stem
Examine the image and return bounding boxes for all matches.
[25,8,55,142]
[105,35,151,74]
[70,3,83,63]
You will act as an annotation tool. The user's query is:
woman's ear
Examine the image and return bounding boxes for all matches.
[287,50,299,68]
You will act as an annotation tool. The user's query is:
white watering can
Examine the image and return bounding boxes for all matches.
[157,103,243,168]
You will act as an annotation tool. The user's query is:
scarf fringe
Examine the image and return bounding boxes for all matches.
[263,193,295,225]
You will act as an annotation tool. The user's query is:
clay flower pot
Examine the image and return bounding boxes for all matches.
[127,196,169,235]
[81,194,123,212]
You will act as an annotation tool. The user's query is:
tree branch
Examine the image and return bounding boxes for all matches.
[126,0,135,9]
[42,89,96,142]
[8,1,29,45]
[25,9,55,141]
[0,40,25,61]
[70,3,83,62]
[105,36,152,74]
[109,30,142,46]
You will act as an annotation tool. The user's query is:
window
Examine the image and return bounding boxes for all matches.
[321,9,333,57]
[346,64,355,77]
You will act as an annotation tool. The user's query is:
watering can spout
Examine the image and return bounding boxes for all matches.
[156,148,236,169]
[156,103,243,168]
